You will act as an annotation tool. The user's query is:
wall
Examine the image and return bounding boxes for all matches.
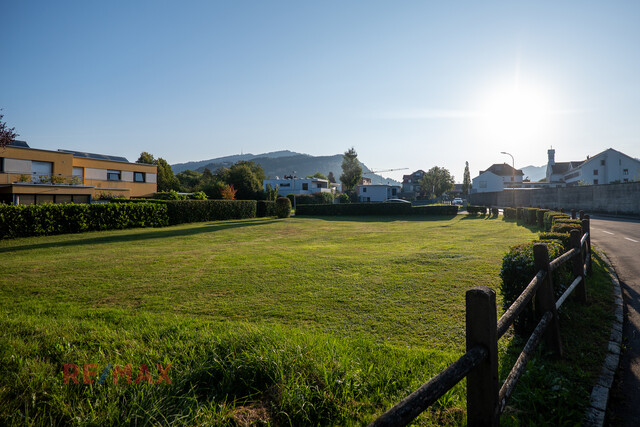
[469,181,640,216]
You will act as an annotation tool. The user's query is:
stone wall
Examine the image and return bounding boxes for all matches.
[469,181,640,216]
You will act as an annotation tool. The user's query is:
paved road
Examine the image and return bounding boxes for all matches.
[589,216,640,426]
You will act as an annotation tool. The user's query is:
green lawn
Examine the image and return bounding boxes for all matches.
[0,215,613,425]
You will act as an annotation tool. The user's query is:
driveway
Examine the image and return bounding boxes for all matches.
[589,216,640,425]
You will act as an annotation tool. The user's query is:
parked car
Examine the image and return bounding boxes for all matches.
[453,198,463,205]
[384,198,411,204]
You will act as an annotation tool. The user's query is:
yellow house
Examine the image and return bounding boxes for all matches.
[0,141,157,204]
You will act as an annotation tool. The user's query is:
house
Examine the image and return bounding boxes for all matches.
[263,176,333,197]
[0,141,157,204]
[357,184,401,202]
[548,148,640,186]
[471,163,524,193]
[402,170,426,194]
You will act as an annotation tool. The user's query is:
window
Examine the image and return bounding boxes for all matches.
[302,183,308,190]
[280,183,290,187]
[134,172,145,182]
[623,169,629,175]
[392,188,397,195]
[362,187,367,192]
[107,170,121,181]
[594,179,599,185]
[479,181,487,188]
[601,159,606,166]
[593,169,598,176]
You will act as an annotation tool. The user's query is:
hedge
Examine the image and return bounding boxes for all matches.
[256,201,277,218]
[522,208,538,226]
[165,200,257,225]
[294,203,458,216]
[543,211,568,231]
[276,197,291,218]
[500,240,572,336]
[536,209,549,229]
[503,207,517,220]
[111,198,168,204]
[467,205,487,215]
[0,203,168,239]
[551,222,583,234]
[538,232,572,252]
[287,193,334,205]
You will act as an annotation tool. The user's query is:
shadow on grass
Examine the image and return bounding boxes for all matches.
[294,215,459,223]
[0,218,281,253]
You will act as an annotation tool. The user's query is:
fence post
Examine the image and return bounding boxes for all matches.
[570,229,587,303]
[582,216,592,274]
[533,244,563,358]
[466,287,499,426]
[579,210,584,220]
[571,209,576,219]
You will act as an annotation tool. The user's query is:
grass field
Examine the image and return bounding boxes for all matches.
[0,215,614,425]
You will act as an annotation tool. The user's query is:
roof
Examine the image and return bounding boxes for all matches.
[7,140,30,148]
[480,163,524,177]
[550,161,584,175]
[58,149,129,163]
[402,169,426,182]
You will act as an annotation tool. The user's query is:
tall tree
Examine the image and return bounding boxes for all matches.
[339,147,362,193]
[327,171,336,183]
[223,161,265,200]
[462,161,471,196]
[155,158,180,192]
[420,166,455,198]
[306,172,327,180]
[0,111,18,148]
[136,152,155,164]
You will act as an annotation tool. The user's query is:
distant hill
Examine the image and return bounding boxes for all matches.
[171,151,400,186]
[521,165,547,182]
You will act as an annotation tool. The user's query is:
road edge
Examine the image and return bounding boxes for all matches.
[584,249,624,426]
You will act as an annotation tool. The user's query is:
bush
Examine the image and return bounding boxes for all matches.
[522,208,538,226]
[516,207,524,222]
[256,201,277,217]
[111,198,168,204]
[276,197,291,218]
[467,205,487,215]
[491,207,499,217]
[500,241,573,336]
[295,203,458,216]
[166,200,256,225]
[553,218,582,226]
[543,211,568,231]
[503,208,517,220]
[538,232,572,252]
[154,190,188,200]
[0,203,168,239]
[551,223,583,234]
[536,209,549,229]
[287,192,334,206]
[338,193,350,204]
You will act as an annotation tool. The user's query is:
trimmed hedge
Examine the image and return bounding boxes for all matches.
[500,240,572,336]
[536,209,549,229]
[467,205,487,215]
[295,203,458,216]
[551,222,583,234]
[491,207,499,217]
[287,193,334,205]
[516,207,524,222]
[165,200,257,225]
[276,197,291,218]
[522,208,538,226]
[543,211,568,231]
[111,198,169,204]
[256,201,277,218]
[538,232,572,252]
[503,207,517,220]
[0,203,168,239]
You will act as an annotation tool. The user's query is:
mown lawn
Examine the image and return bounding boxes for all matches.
[0,215,613,425]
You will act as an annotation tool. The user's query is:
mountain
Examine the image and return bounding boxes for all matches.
[520,165,547,182]
[171,151,400,186]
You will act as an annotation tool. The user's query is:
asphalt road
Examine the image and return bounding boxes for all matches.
[588,216,640,426]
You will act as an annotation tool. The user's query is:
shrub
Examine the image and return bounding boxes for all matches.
[338,193,350,204]
[500,241,572,336]
[276,197,291,218]
[553,218,582,226]
[522,208,538,226]
[257,201,277,217]
[165,200,256,225]
[189,191,208,200]
[538,232,572,252]
[491,207,499,217]
[287,192,334,206]
[0,203,168,239]
[536,209,549,229]
[503,207,517,220]
[543,211,568,231]
[111,198,168,204]
[154,190,187,200]
[551,223,583,234]
[467,205,487,215]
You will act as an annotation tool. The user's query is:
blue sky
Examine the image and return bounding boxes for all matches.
[2,1,639,182]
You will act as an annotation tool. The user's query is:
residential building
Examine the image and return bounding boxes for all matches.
[0,141,157,204]
[545,148,585,184]
[471,163,524,193]
[402,170,425,193]
[357,184,401,202]
[547,148,640,186]
[263,177,332,197]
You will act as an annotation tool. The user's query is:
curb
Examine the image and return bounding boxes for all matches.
[584,250,623,426]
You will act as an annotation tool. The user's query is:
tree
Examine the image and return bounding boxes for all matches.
[224,162,264,200]
[339,147,362,194]
[220,184,237,200]
[306,172,327,180]
[462,161,471,196]
[327,171,336,183]
[176,170,203,192]
[136,152,155,164]
[0,111,18,148]
[156,158,180,192]
[420,166,455,198]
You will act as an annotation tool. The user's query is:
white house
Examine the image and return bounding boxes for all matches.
[357,184,401,202]
[471,164,524,193]
[562,148,640,185]
[263,177,332,197]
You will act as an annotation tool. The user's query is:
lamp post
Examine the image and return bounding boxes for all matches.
[501,151,516,207]
[292,171,297,211]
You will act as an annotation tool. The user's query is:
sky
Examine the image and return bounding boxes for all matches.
[2,1,639,182]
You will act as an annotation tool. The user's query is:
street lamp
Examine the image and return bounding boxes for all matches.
[500,151,515,189]
[292,171,297,211]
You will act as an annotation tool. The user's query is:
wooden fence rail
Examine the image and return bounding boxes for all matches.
[370,215,592,426]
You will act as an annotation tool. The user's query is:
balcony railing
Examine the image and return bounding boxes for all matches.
[10,173,84,186]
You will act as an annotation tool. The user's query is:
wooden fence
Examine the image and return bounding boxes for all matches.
[370,213,592,426]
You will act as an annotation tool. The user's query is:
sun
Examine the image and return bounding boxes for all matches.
[478,82,555,142]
